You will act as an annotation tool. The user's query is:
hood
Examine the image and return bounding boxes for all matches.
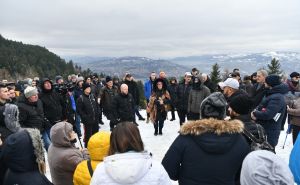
[266,83,289,96]
[180,119,244,154]
[200,92,227,119]
[50,121,73,147]
[2,129,45,173]
[40,78,53,93]
[88,131,110,161]
[104,152,152,184]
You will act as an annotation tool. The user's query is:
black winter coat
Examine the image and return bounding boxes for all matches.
[39,90,65,124]
[17,95,47,132]
[123,80,140,105]
[250,83,266,109]
[0,102,13,142]
[76,93,100,125]
[162,119,250,185]
[111,93,135,122]
[168,83,178,106]
[100,86,118,120]
[176,82,192,111]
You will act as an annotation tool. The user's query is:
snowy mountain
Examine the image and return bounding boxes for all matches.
[68,51,300,79]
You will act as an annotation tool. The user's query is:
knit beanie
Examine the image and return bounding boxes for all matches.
[106,76,113,83]
[290,72,300,78]
[24,86,38,98]
[200,92,227,119]
[240,150,294,185]
[229,94,253,115]
[265,75,281,87]
[82,82,91,91]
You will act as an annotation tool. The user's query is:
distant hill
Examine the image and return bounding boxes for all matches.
[170,51,300,75]
[0,35,77,80]
[75,56,190,80]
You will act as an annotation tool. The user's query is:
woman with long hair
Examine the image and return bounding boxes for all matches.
[90,122,172,185]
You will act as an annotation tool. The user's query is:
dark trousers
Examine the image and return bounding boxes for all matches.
[154,118,165,134]
[292,124,300,144]
[84,124,99,148]
[177,109,188,125]
[187,112,200,121]
[170,105,175,119]
[134,105,143,120]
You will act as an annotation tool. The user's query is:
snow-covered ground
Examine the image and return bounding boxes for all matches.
[45,110,294,185]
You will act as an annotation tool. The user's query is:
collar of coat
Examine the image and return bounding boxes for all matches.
[180,118,244,136]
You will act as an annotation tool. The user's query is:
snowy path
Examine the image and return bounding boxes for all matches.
[46,110,294,185]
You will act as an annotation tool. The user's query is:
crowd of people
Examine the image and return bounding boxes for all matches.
[0,68,300,184]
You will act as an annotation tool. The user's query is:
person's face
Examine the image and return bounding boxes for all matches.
[121,85,128,95]
[69,130,76,140]
[78,81,83,87]
[8,89,16,98]
[150,73,156,81]
[86,78,91,84]
[107,81,113,88]
[185,75,192,82]
[31,81,37,87]
[57,79,64,84]
[292,76,300,82]
[71,77,77,83]
[223,86,233,97]
[157,82,163,90]
[0,87,10,101]
[44,81,52,90]
[256,72,266,83]
[84,87,91,95]
[202,75,208,82]
[28,94,38,102]
[159,72,166,79]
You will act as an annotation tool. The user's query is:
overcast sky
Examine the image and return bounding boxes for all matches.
[1,0,300,58]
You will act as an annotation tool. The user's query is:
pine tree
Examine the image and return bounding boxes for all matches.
[136,80,146,109]
[267,58,282,75]
[210,63,222,85]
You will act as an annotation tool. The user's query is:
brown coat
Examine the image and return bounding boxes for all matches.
[147,91,171,123]
[287,97,300,126]
[48,122,88,185]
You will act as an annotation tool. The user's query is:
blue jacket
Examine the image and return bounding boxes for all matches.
[144,79,154,101]
[253,83,288,146]
[290,135,300,184]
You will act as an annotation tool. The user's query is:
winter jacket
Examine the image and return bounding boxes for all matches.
[90,152,172,185]
[17,95,47,132]
[253,83,288,147]
[287,96,300,127]
[73,131,110,185]
[240,80,254,97]
[162,119,250,185]
[176,82,192,111]
[188,85,211,113]
[203,78,216,93]
[48,122,88,185]
[100,86,118,120]
[286,79,300,93]
[168,83,178,106]
[147,90,171,123]
[290,135,300,184]
[39,79,65,124]
[0,101,13,142]
[123,80,140,105]
[111,93,135,122]
[77,93,100,125]
[250,83,266,109]
[144,78,155,101]
[1,129,52,185]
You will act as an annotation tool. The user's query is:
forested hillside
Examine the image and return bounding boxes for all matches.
[0,35,77,80]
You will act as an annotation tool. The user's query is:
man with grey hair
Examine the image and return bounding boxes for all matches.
[250,69,268,109]
[111,84,136,130]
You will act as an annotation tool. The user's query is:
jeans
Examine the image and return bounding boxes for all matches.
[42,128,51,151]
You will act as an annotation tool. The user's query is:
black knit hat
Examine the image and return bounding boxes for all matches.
[82,82,91,91]
[290,72,300,78]
[106,76,113,83]
[265,75,281,87]
[229,94,253,115]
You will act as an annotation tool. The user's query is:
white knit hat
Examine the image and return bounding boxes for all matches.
[24,86,38,98]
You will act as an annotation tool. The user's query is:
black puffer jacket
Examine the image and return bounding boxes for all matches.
[17,95,47,132]
[76,93,100,125]
[100,86,118,120]
[111,93,135,122]
[176,82,192,111]
[162,119,250,185]
[123,80,140,105]
[39,79,65,124]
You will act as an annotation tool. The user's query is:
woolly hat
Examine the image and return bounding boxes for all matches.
[200,92,227,120]
[24,86,38,98]
[82,82,91,91]
[229,94,253,115]
[55,75,63,82]
[290,72,300,78]
[106,76,113,83]
[265,75,281,87]
[240,150,294,185]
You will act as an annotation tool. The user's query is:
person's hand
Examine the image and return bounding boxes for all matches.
[81,148,90,159]
[251,111,257,121]
[287,105,291,111]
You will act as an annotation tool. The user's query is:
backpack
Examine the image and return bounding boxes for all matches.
[243,124,275,153]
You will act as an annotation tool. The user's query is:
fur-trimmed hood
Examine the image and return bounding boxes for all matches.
[180,119,245,154]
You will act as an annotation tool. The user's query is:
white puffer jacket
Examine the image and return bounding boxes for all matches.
[90,151,172,185]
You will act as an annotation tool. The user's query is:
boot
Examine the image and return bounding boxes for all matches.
[139,116,145,121]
